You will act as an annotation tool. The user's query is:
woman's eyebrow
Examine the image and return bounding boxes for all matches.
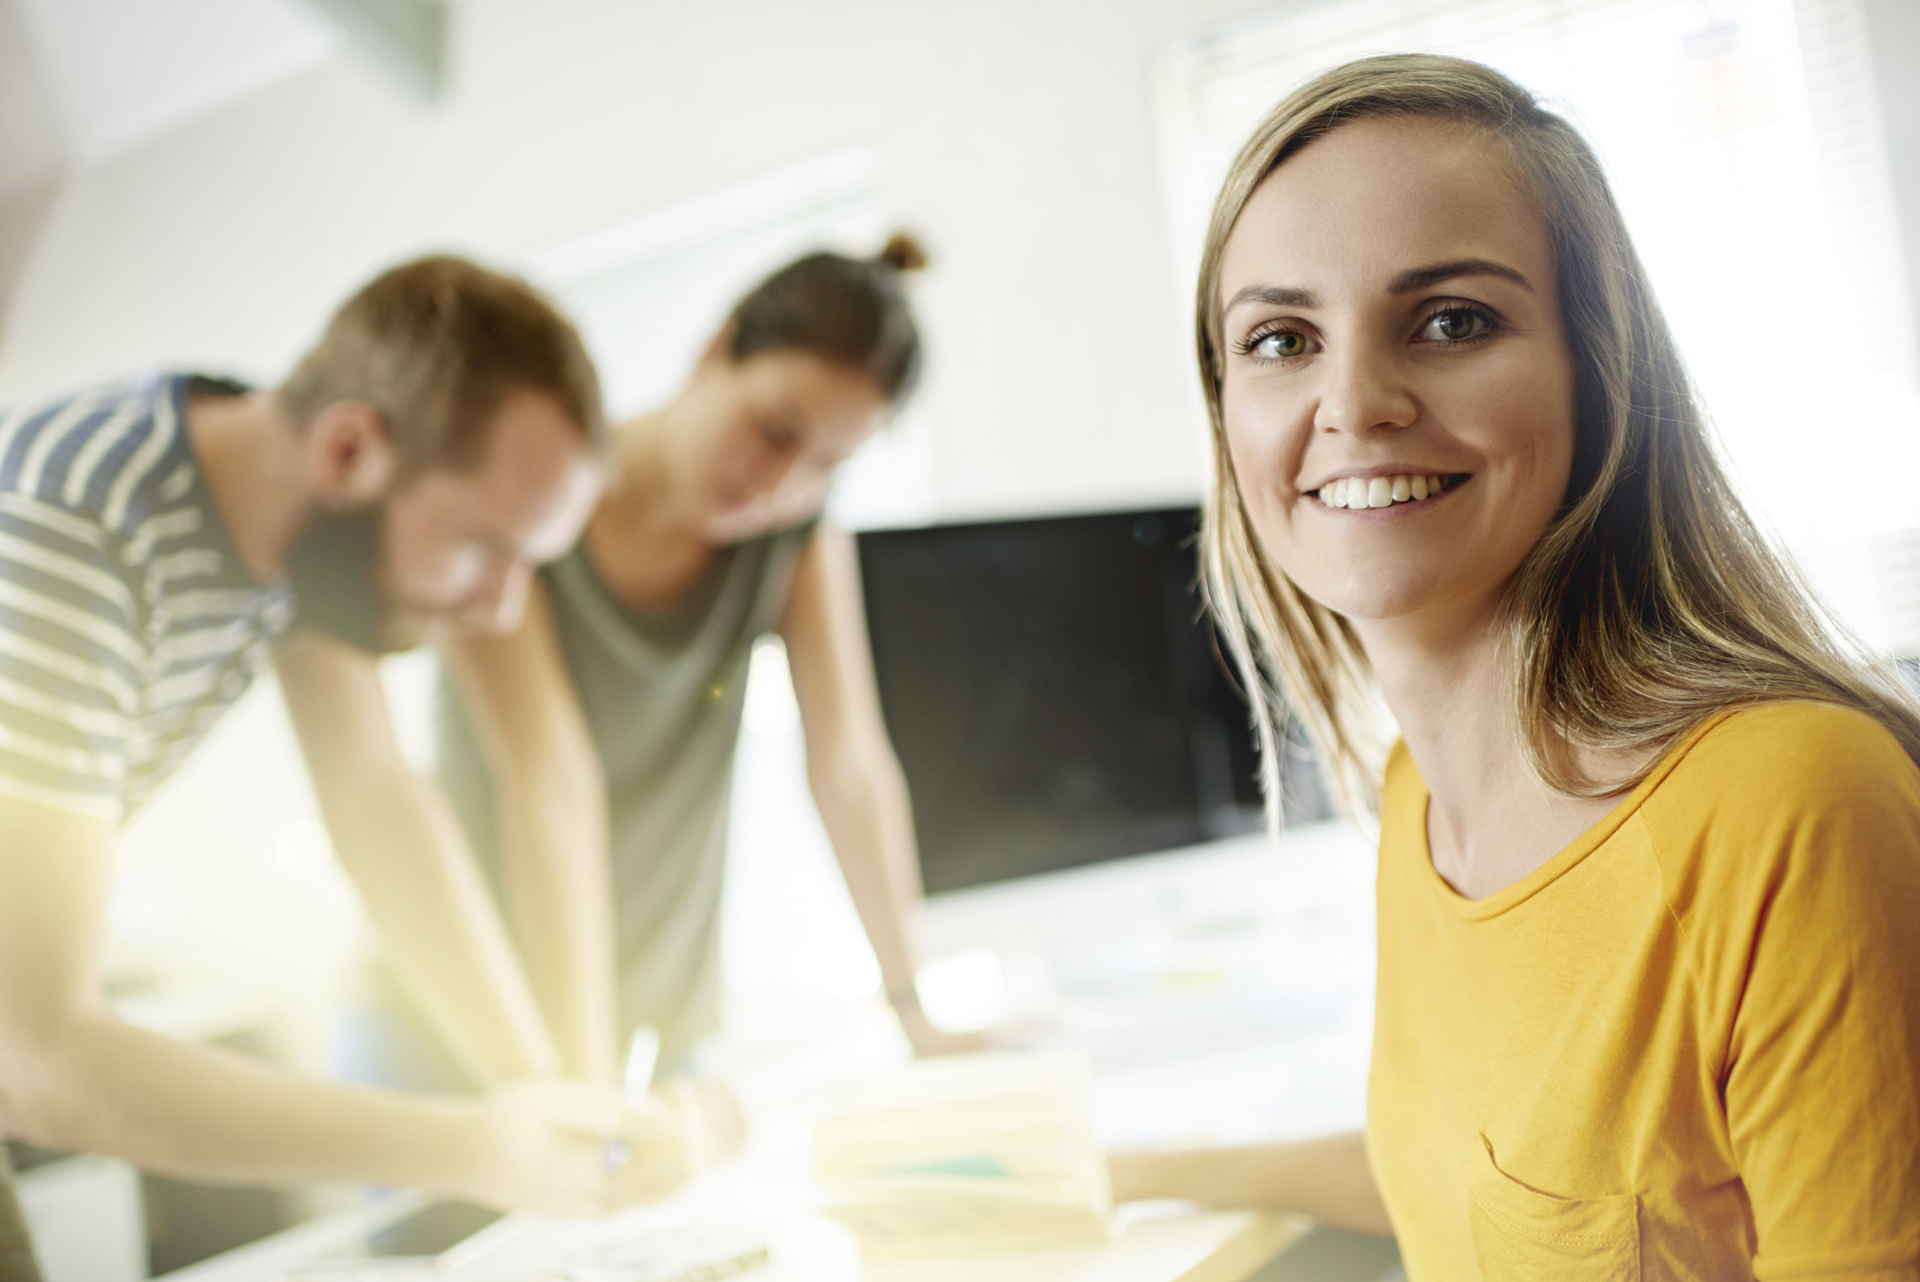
[1223,283,1321,312]
[1221,260,1531,316]
[1388,258,1534,295]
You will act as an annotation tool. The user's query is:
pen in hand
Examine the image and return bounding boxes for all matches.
[602,1025,661,1174]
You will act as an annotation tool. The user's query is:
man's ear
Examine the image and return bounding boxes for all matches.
[305,400,395,508]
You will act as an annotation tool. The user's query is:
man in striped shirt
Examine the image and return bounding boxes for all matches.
[0,258,684,1276]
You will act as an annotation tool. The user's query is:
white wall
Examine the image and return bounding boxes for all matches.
[7,0,1920,520]
[0,0,1268,521]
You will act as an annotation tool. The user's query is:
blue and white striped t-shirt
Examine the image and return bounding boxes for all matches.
[0,373,295,820]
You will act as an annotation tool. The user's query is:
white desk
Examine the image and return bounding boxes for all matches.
[159,1048,1318,1282]
[163,822,1377,1282]
[156,998,1328,1282]
[161,1188,1308,1282]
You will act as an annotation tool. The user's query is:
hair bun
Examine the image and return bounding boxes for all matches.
[878,233,928,273]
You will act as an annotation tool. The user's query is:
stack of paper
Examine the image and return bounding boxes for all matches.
[812,1051,1111,1261]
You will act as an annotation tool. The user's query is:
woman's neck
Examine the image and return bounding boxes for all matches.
[586,405,717,613]
[1360,601,1517,821]
[601,407,681,529]
[1354,599,1624,899]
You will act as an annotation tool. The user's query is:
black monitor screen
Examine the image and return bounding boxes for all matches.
[859,506,1317,896]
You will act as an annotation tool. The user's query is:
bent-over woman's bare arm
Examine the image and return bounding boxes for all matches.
[780,523,985,1056]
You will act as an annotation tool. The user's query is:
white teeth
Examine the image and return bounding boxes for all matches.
[1316,472,1457,509]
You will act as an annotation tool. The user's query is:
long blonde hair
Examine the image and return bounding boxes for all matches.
[1198,53,1920,820]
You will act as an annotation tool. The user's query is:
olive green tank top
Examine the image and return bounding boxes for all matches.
[436,523,814,1069]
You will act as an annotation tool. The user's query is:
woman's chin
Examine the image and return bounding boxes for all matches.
[706,498,826,545]
[1292,574,1457,627]
[703,508,773,544]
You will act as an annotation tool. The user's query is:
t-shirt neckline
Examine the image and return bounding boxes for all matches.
[1414,708,1739,920]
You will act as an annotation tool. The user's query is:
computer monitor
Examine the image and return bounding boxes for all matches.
[858,505,1329,896]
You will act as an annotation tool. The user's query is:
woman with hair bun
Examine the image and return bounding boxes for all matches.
[432,235,977,1085]
[1109,55,1920,1275]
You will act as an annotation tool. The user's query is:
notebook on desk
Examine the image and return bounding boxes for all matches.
[813,1050,1111,1262]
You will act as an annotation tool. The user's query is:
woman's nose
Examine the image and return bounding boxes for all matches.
[1313,342,1417,436]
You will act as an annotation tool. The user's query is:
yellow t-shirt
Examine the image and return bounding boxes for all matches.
[1369,702,1920,1280]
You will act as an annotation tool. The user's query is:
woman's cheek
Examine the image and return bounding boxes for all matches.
[770,473,833,528]
[1222,407,1293,544]
[703,433,764,507]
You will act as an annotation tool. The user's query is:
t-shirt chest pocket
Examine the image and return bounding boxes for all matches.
[1469,1135,1641,1280]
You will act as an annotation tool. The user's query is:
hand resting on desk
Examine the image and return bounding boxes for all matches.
[896,999,997,1058]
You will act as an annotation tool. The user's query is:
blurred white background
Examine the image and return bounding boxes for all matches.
[0,0,1916,1269]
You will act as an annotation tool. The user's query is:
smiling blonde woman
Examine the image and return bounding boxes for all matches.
[1108,54,1920,1278]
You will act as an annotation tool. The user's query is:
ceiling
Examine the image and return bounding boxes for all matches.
[7,0,450,170]
[0,0,447,342]
[13,0,344,166]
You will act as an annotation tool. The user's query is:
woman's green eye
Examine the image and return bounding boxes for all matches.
[1257,331,1308,358]
[1427,310,1487,342]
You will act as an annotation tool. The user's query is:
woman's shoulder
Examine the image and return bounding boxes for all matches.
[1646,699,1920,884]
[1673,699,1917,796]
[1650,705,1920,1129]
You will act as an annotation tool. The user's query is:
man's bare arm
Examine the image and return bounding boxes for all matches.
[447,578,619,1085]
[0,791,681,1211]
[274,631,558,1085]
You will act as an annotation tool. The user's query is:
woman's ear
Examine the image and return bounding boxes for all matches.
[305,399,396,508]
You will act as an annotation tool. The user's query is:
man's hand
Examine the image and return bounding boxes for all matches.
[459,1079,688,1216]
[653,1076,747,1174]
